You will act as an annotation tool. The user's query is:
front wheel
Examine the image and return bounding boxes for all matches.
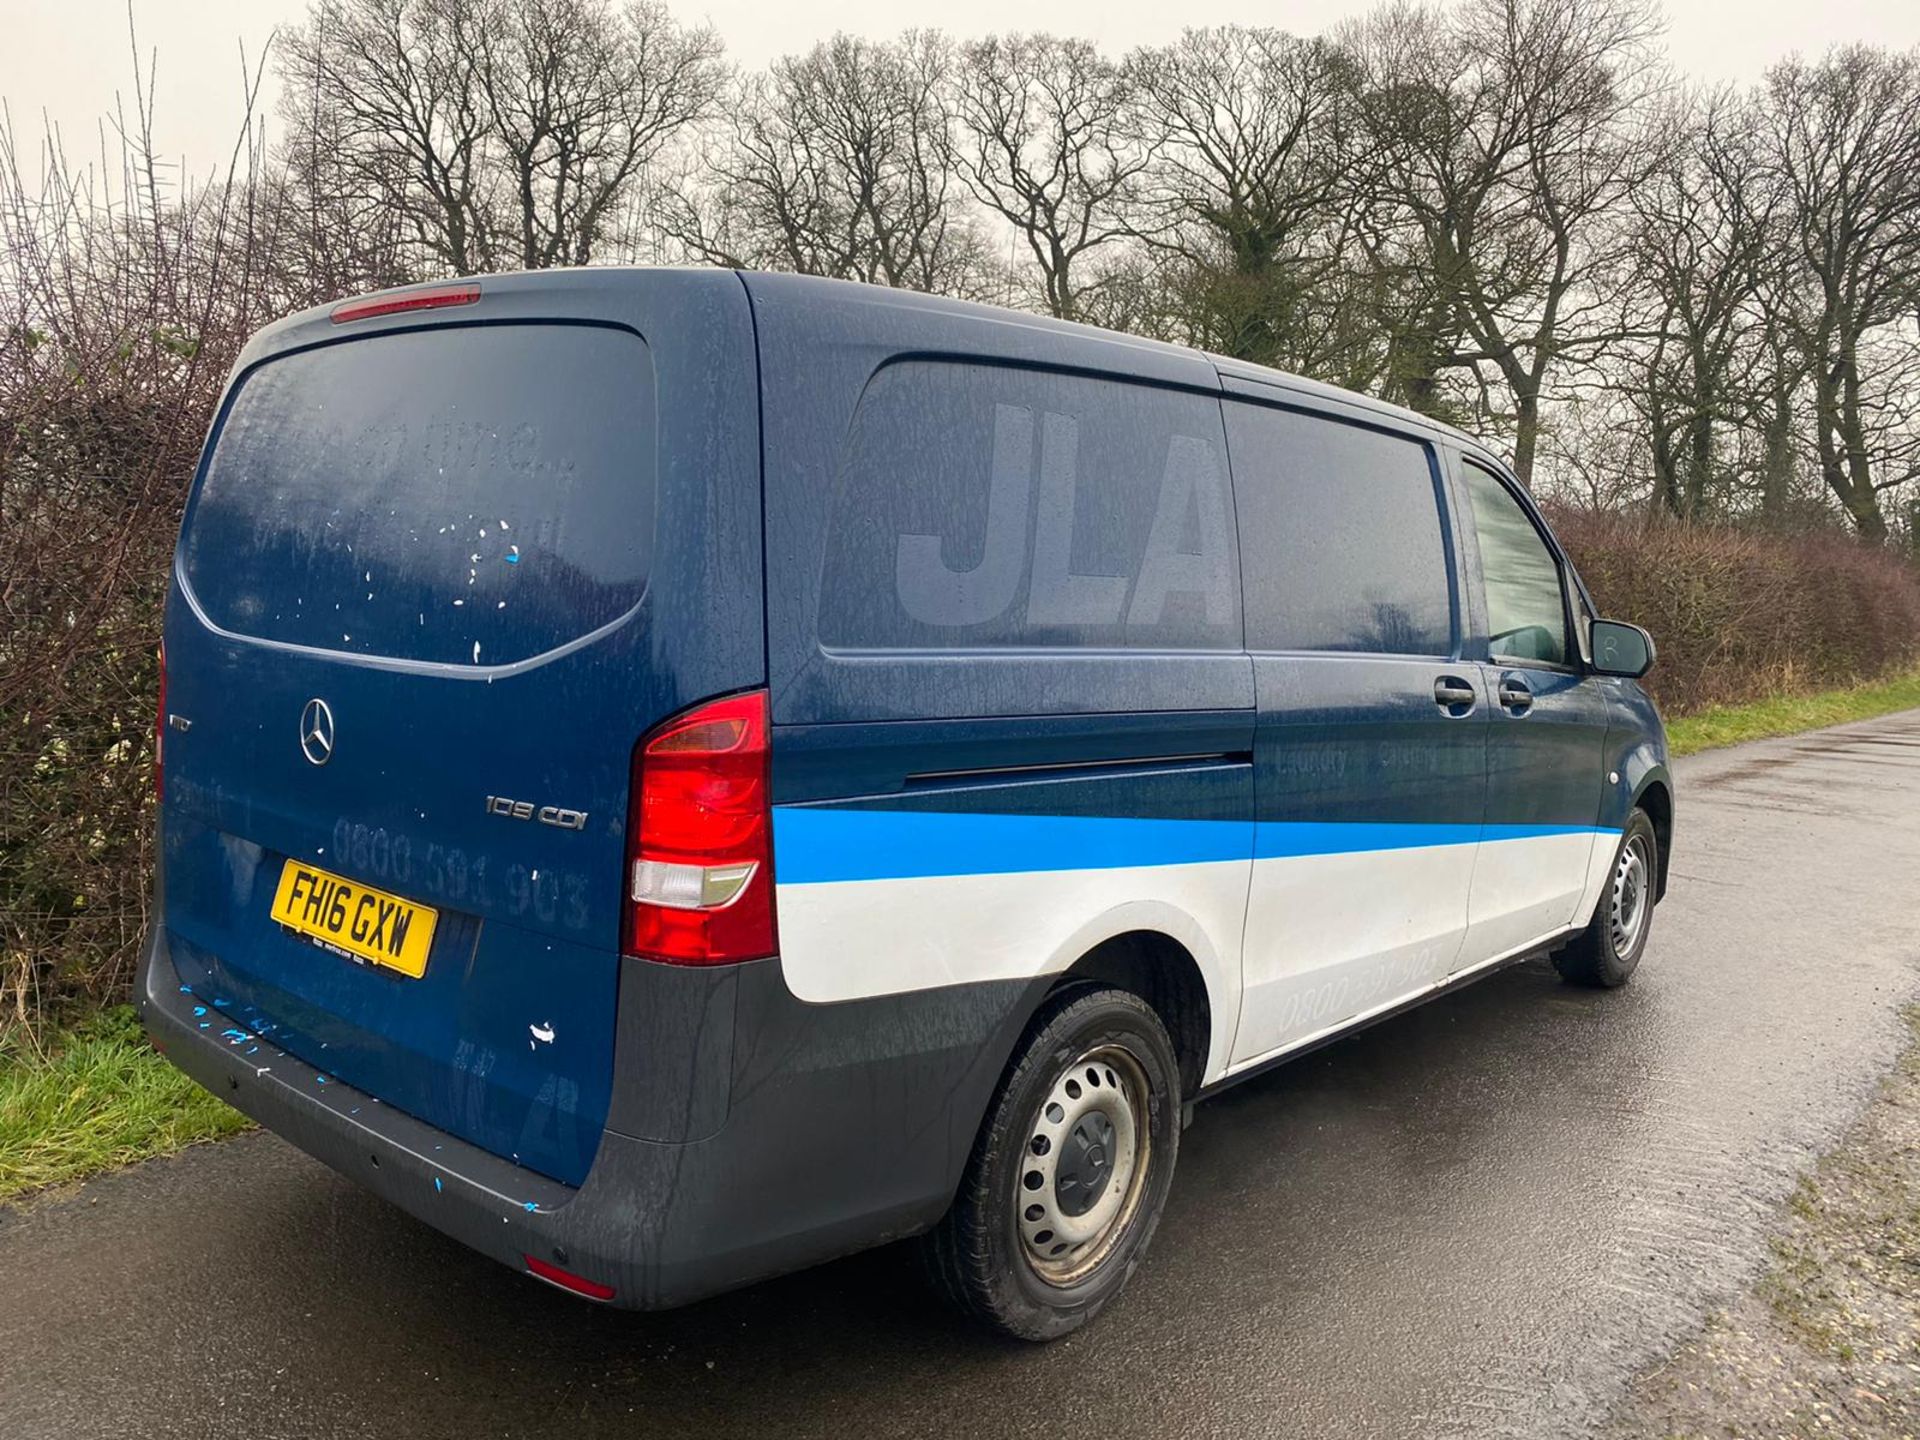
[920,986,1181,1341]
[1554,808,1660,988]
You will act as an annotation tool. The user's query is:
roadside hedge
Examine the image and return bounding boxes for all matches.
[1549,508,1920,715]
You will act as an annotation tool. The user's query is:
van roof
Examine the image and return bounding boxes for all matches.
[289,266,1488,457]
[733,270,1483,451]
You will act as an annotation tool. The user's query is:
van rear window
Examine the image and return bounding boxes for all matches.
[1225,402,1453,656]
[817,361,1239,653]
[183,324,654,667]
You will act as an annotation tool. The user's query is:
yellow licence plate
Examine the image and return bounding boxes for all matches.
[269,860,438,978]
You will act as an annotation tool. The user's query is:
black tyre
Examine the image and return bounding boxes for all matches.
[1554,808,1659,988]
[920,986,1181,1341]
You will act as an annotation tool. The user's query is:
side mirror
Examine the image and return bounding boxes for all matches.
[1590,619,1655,679]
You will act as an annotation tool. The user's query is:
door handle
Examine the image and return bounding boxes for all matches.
[1434,676,1477,713]
[1497,675,1534,712]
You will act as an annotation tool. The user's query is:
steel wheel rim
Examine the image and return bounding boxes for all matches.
[1015,1044,1153,1288]
[1609,834,1651,955]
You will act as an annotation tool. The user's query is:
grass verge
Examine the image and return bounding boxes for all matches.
[1666,666,1920,756]
[0,1004,249,1204]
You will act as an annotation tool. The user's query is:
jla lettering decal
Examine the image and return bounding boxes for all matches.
[894,403,1235,631]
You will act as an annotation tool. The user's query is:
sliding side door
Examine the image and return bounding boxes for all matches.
[1225,400,1487,1068]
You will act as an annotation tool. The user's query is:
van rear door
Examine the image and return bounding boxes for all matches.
[159,272,762,1187]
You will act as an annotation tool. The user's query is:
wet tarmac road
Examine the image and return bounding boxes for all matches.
[5,715,1920,1440]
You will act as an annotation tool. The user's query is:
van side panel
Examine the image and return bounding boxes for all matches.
[770,722,1253,1044]
[747,273,1254,1089]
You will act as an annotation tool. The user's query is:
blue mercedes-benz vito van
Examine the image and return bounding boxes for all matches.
[141,268,1671,1339]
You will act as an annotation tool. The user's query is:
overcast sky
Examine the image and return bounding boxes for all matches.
[5,0,1919,185]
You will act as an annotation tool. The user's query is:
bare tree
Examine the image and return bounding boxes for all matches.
[951,34,1141,321]
[278,0,721,275]
[1619,91,1776,518]
[1122,27,1368,376]
[1349,0,1668,486]
[274,29,421,297]
[1760,46,1920,541]
[280,0,503,273]
[666,32,993,297]
[1750,292,1815,526]
[477,0,724,269]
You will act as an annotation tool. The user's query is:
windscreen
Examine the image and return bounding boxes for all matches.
[183,323,655,667]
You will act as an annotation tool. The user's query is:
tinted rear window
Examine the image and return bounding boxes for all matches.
[183,324,655,667]
[1226,402,1453,656]
[817,361,1239,652]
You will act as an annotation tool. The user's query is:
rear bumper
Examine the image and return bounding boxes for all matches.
[138,924,1039,1308]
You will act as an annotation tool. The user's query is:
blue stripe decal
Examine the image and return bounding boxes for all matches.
[773,809,1250,884]
[1254,821,1606,858]
[772,808,1616,885]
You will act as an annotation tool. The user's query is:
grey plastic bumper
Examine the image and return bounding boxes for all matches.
[138,925,1039,1308]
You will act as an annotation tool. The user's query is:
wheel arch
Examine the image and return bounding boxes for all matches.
[1044,930,1215,1099]
[1633,776,1674,901]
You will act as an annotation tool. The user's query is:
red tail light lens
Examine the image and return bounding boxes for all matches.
[623,691,776,965]
[154,642,166,801]
[330,282,480,324]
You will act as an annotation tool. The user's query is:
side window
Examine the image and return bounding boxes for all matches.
[1224,401,1453,656]
[1461,462,1570,667]
[817,361,1238,652]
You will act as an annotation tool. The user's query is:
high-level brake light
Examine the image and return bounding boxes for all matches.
[330,282,481,324]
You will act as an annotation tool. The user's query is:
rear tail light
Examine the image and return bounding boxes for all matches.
[330,281,480,324]
[623,690,777,965]
[154,642,166,801]
[523,1254,616,1302]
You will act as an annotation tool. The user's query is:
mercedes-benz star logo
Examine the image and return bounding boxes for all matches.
[299,698,335,766]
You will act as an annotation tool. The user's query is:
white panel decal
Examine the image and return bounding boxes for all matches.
[1458,830,1607,970]
[1234,843,1475,1064]
[777,860,1250,1086]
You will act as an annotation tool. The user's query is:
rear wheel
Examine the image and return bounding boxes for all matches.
[920,986,1180,1341]
[1554,808,1659,988]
